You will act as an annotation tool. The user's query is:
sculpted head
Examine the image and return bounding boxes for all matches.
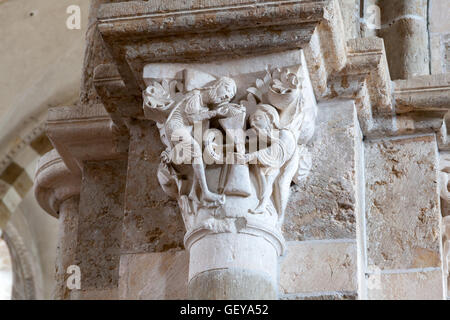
[208,77,237,105]
[250,104,280,132]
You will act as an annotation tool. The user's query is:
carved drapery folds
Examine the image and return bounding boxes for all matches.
[142,52,317,253]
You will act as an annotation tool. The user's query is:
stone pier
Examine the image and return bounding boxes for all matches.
[31,0,450,300]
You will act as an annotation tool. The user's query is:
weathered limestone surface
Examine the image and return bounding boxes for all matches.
[442,216,450,296]
[394,74,450,113]
[28,0,450,301]
[33,149,80,299]
[280,240,357,294]
[377,0,430,79]
[55,196,79,300]
[80,0,134,106]
[338,0,360,39]
[118,120,187,300]
[121,120,185,254]
[284,100,361,241]
[189,269,276,300]
[119,251,188,300]
[75,159,127,294]
[430,0,450,34]
[366,270,444,300]
[429,0,450,74]
[365,135,441,271]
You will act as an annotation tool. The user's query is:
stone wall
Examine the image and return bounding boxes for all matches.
[430,0,450,74]
[363,135,444,299]
[28,0,450,301]
[280,100,361,299]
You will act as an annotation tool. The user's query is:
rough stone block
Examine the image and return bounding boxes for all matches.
[366,270,444,300]
[365,135,441,270]
[55,196,79,300]
[338,0,360,39]
[430,0,450,33]
[284,100,361,240]
[121,120,185,254]
[280,240,357,294]
[119,250,188,300]
[76,159,127,290]
[430,34,444,75]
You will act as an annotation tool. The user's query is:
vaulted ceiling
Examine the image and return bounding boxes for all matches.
[0,0,89,156]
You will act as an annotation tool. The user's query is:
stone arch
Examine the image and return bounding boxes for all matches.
[0,115,58,300]
[0,235,13,299]
[0,119,53,229]
[1,223,37,300]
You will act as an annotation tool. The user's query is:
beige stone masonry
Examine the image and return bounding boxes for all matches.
[363,134,444,299]
[30,0,450,301]
[284,100,361,241]
[280,240,357,294]
[119,250,189,300]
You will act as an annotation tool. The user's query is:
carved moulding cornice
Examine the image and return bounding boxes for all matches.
[45,104,128,177]
[394,74,450,151]
[313,36,450,144]
[320,37,393,134]
[34,149,80,218]
[88,0,450,297]
[93,0,339,121]
[94,1,323,263]
[93,0,450,149]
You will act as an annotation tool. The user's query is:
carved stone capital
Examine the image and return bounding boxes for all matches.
[34,149,81,218]
[141,50,317,261]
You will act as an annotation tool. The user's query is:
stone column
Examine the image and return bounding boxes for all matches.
[34,149,81,299]
[338,0,361,39]
[93,0,327,301]
[37,103,127,300]
[139,52,316,300]
[187,227,283,300]
[376,0,430,79]
[361,0,379,37]
[55,196,79,300]
[72,158,127,300]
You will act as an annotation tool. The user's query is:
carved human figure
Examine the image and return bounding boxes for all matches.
[144,65,314,230]
[206,77,246,154]
[236,104,297,215]
[144,76,240,205]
